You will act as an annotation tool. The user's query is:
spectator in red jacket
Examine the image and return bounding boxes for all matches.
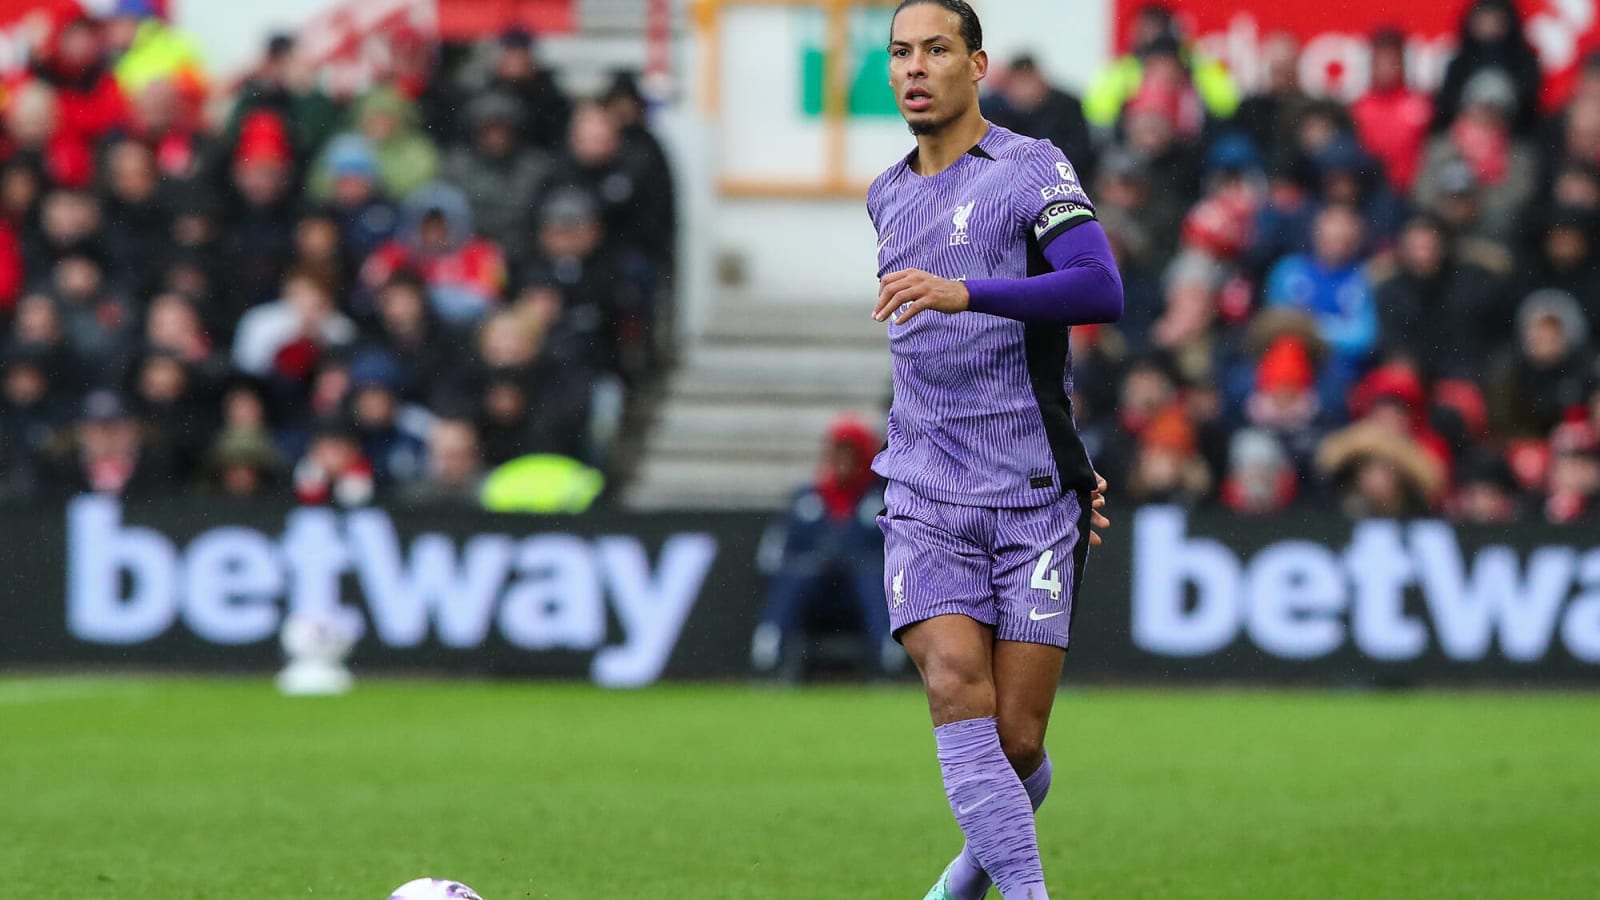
[1352,29,1431,194]
[293,420,374,506]
[361,182,506,326]
[2,82,95,189]
[17,12,129,155]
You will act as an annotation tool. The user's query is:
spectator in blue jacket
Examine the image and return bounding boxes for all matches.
[751,416,893,679]
[1264,203,1378,406]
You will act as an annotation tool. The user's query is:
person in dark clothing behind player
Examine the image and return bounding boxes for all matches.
[985,55,1096,184]
[750,416,894,679]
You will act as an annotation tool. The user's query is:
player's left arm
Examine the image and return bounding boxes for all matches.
[875,145,1124,326]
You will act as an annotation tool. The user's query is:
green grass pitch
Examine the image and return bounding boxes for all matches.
[2,677,1597,898]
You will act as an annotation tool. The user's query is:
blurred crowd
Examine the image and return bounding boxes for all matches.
[0,2,674,510]
[986,0,1600,525]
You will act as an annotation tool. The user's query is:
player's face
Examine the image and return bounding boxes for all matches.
[888,5,986,135]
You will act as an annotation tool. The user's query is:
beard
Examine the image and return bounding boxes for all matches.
[906,111,955,136]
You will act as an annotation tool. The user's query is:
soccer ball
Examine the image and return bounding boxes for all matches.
[388,878,484,899]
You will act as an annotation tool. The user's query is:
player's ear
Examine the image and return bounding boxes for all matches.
[971,49,989,84]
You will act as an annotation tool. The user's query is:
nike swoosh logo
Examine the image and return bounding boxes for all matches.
[956,792,997,815]
[876,233,895,255]
[1029,608,1067,622]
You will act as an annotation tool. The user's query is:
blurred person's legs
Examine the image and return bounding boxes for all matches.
[750,568,821,672]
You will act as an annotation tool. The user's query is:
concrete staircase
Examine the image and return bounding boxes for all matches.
[626,300,890,510]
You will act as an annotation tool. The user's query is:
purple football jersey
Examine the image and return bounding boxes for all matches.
[867,124,1098,508]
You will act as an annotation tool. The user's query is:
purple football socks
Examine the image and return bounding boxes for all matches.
[945,751,1053,899]
[934,717,1050,899]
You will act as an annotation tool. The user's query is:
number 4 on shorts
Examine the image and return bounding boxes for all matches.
[1031,550,1062,601]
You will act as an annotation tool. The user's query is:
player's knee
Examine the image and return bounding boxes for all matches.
[997,724,1044,775]
[920,658,993,720]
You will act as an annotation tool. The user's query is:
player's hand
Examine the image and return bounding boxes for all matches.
[1089,472,1109,547]
[874,269,970,325]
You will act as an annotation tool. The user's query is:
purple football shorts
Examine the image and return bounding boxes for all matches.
[878,480,1090,649]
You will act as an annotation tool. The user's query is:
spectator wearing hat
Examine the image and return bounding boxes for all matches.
[1423,159,1511,272]
[312,87,438,203]
[1246,154,1317,277]
[1126,405,1211,506]
[226,33,341,160]
[232,266,357,387]
[204,424,285,500]
[222,110,299,310]
[1314,137,1405,245]
[1114,68,1204,209]
[1263,204,1378,401]
[1415,68,1539,243]
[986,55,1095,182]
[440,90,552,261]
[1432,0,1543,137]
[345,350,427,489]
[521,187,655,378]
[1315,420,1446,518]
[320,135,399,266]
[1220,428,1299,516]
[1094,149,1179,271]
[1543,422,1600,523]
[1487,290,1596,437]
[361,182,506,326]
[1241,325,1328,476]
[292,419,374,507]
[600,71,677,219]
[484,26,571,152]
[1373,213,1504,378]
[1351,29,1433,194]
[0,343,68,500]
[49,389,173,497]
[403,416,487,506]
[1448,449,1523,523]
[1345,361,1456,475]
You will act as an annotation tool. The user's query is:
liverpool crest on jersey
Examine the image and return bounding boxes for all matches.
[949,201,975,245]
